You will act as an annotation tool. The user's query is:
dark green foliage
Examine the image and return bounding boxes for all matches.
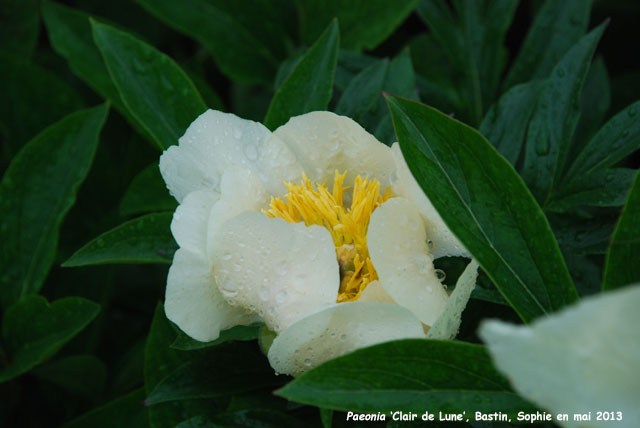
[603,171,640,290]
[0,104,108,309]
[63,213,177,266]
[278,340,536,414]
[0,296,100,382]
[264,20,339,130]
[387,95,578,322]
[2,1,639,426]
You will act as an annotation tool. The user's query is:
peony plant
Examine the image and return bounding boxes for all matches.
[160,109,478,375]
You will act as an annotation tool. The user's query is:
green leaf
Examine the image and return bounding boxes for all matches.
[503,0,592,90]
[264,20,339,130]
[547,168,636,212]
[0,104,108,310]
[603,171,640,291]
[277,339,535,414]
[32,355,106,398]
[62,388,148,428]
[336,50,418,145]
[570,57,611,158]
[145,340,282,405]
[119,164,177,217]
[417,0,518,125]
[91,20,206,150]
[522,23,606,206]
[145,305,228,428]
[334,50,377,92]
[550,214,617,256]
[298,0,417,51]
[176,411,304,428]
[410,34,462,119]
[0,58,84,161]
[0,296,100,382]
[0,0,39,59]
[171,325,260,351]
[41,1,157,144]
[135,0,289,84]
[565,100,640,181]
[387,95,578,322]
[63,213,176,267]
[479,80,546,165]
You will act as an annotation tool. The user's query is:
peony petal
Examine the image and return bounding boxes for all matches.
[165,248,257,342]
[426,259,478,339]
[357,280,395,304]
[479,285,640,428]
[170,190,219,256]
[368,197,448,326]
[159,110,302,202]
[205,167,271,260]
[210,212,339,333]
[267,301,425,376]
[390,143,469,258]
[271,111,396,193]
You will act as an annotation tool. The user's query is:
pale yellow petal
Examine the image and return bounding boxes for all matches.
[479,285,640,428]
[368,197,448,325]
[390,143,469,258]
[267,302,425,376]
[210,212,339,333]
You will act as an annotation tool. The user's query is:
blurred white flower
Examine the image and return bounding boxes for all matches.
[160,109,475,375]
[479,285,640,428]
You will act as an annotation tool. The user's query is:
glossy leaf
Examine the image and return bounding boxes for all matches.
[63,213,176,267]
[387,95,578,322]
[547,168,636,212]
[479,80,546,165]
[570,57,611,158]
[92,20,206,150]
[335,50,417,145]
[176,411,304,428]
[550,214,617,256]
[119,164,177,217]
[565,100,640,180]
[32,355,107,398]
[278,339,535,414]
[264,20,339,130]
[42,1,120,109]
[603,171,640,291]
[298,0,417,51]
[136,0,289,84]
[0,58,84,161]
[0,296,100,382]
[145,340,282,404]
[503,0,592,90]
[0,0,39,59]
[417,0,518,125]
[171,325,260,351]
[144,305,229,428]
[522,23,606,206]
[62,388,148,428]
[0,104,108,310]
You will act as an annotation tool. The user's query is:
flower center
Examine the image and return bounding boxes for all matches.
[263,171,393,302]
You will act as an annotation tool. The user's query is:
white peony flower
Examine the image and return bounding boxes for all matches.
[160,109,476,375]
[479,285,640,428]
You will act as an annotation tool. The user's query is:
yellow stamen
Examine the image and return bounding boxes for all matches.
[263,170,393,302]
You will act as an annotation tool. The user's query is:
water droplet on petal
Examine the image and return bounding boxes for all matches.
[233,128,243,139]
[233,263,242,272]
[276,262,287,276]
[435,269,446,282]
[304,358,312,366]
[427,240,435,251]
[243,143,258,161]
[275,290,288,304]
